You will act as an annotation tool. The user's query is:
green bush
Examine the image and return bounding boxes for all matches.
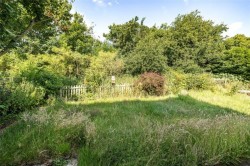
[135,72,165,96]
[84,51,124,90]
[165,70,187,94]
[0,81,45,115]
[20,67,76,97]
[217,47,250,80]
[165,71,215,93]
[185,73,214,90]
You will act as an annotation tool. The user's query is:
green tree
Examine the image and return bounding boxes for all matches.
[126,30,168,75]
[59,13,99,55]
[212,34,250,80]
[0,0,72,55]
[167,10,227,72]
[224,34,250,50]
[14,24,60,54]
[104,16,150,56]
[222,47,250,80]
[52,47,91,79]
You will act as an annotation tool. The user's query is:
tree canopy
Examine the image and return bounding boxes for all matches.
[166,10,227,72]
[59,13,100,55]
[0,6,249,80]
[0,0,73,55]
[104,16,150,56]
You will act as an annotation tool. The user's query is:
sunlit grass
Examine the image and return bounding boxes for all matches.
[189,90,250,115]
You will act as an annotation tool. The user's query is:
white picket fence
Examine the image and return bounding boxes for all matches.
[60,85,86,98]
[59,84,134,99]
[98,84,134,97]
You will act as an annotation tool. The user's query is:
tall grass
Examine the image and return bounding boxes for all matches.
[0,108,95,165]
[79,115,249,166]
[77,94,250,166]
[0,91,250,165]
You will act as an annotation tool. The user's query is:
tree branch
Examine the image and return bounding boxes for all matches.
[0,19,36,56]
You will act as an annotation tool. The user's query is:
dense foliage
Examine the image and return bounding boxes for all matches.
[126,30,168,75]
[167,11,227,72]
[104,11,249,79]
[84,51,124,88]
[104,16,150,56]
[0,5,250,116]
[217,34,250,80]
[0,0,72,55]
[0,81,45,115]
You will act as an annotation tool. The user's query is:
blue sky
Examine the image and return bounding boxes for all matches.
[72,0,250,40]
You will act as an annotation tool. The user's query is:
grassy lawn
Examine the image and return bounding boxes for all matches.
[0,91,250,165]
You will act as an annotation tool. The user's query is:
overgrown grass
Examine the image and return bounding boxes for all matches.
[0,91,249,165]
[0,108,95,165]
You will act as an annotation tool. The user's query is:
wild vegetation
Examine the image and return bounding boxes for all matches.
[0,0,250,165]
[1,91,250,165]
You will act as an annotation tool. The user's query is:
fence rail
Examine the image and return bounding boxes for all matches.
[60,85,86,98]
[59,84,134,99]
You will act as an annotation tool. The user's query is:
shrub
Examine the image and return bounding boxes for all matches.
[84,51,124,90]
[0,81,45,115]
[165,70,187,94]
[185,73,214,90]
[20,67,76,97]
[217,47,250,80]
[135,72,165,96]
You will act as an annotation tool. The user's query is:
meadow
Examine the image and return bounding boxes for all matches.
[0,91,249,166]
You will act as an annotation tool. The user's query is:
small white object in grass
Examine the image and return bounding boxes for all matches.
[111,76,116,84]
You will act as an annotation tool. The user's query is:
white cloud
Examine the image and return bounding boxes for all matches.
[224,22,243,37]
[92,0,118,7]
[92,0,107,6]
[92,0,105,6]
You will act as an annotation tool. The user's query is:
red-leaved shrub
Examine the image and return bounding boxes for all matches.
[135,72,165,96]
